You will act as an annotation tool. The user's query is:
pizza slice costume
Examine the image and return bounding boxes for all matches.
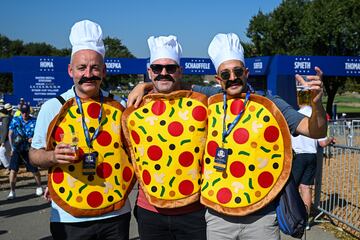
[201,93,292,216]
[122,90,208,208]
[46,96,135,217]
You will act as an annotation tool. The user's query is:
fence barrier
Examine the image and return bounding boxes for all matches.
[314,144,360,235]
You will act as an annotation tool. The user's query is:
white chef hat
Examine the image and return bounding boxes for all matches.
[208,33,245,71]
[148,35,182,65]
[69,20,105,58]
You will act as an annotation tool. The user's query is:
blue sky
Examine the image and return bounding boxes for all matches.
[0,0,282,58]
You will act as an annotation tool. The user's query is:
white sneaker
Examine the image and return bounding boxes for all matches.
[306,223,311,230]
[35,187,43,196]
[7,191,16,200]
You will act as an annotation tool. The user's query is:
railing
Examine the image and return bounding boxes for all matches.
[314,144,360,236]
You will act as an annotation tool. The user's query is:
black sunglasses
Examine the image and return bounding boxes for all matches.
[150,64,179,74]
[219,67,245,81]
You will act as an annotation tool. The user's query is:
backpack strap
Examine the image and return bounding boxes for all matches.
[56,95,66,105]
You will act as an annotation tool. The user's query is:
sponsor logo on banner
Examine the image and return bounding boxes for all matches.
[253,59,263,73]
[294,57,311,73]
[39,58,54,72]
[184,59,210,73]
[345,58,360,74]
[106,59,122,73]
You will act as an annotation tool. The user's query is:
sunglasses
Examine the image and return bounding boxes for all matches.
[150,64,179,74]
[219,67,245,81]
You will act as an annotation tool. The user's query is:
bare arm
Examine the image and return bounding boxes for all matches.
[318,137,336,148]
[127,82,153,108]
[8,129,13,151]
[29,143,78,169]
[295,67,327,138]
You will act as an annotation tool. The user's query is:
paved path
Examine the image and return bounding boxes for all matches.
[0,179,340,240]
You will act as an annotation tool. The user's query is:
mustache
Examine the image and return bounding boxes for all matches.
[154,74,175,82]
[79,76,102,84]
[225,78,244,89]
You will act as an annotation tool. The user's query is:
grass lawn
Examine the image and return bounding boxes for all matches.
[323,92,360,113]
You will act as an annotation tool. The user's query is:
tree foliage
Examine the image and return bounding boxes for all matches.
[247,0,360,116]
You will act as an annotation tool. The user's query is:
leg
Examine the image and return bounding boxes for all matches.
[9,170,17,192]
[96,213,131,240]
[33,171,42,187]
[7,150,20,199]
[135,206,174,240]
[171,208,207,240]
[50,222,96,240]
[241,213,280,240]
[22,150,43,195]
[205,208,240,240]
[299,184,312,215]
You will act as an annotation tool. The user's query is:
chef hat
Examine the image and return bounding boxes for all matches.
[148,35,182,64]
[69,20,105,57]
[208,33,245,71]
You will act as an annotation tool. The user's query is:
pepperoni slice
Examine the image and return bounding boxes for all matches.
[96,162,112,179]
[168,121,184,137]
[123,166,133,182]
[147,145,162,161]
[217,188,232,204]
[264,126,279,143]
[233,128,249,144]
[151,100,166,116]
[179,180,194,196]
[192,106,207,121]
[96,131,112,146]
[53,126,64,142]
[230,161,246,178]
[87,191,103,208]
[131,130,140,144]
[142,170,151,185]
[258,171,274,188]
[230,99,245,115]
[52,167,64,184]
[178,151,194,167]
[207,141,219,157]
[87,102,101,119]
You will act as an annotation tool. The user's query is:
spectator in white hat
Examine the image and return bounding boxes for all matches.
[29,20,131,240]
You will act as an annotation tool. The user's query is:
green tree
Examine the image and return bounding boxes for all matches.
[102,37,139,91]
[247,0,360,116]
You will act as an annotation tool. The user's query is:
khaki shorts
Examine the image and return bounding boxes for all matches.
[205,208,279,240]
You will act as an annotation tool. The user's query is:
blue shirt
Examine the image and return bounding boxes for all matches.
[9,115,36,151]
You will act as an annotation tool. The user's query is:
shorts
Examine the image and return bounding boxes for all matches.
[292,153,317,186]
[205,208,279,240]
[50,213,131,240]
[9,149,39,173]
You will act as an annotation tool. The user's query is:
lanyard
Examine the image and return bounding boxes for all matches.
[74,88,104,149]
[222,90,250,143]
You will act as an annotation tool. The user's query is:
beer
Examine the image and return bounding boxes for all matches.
[296,86,311,106]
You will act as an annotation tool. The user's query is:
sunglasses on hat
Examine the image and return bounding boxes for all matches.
[150,64,179,74]
[219,67,245,81]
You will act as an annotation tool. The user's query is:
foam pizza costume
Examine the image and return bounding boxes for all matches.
[46,95,135,217]
[122,90,207,208]
[201,93,292,216]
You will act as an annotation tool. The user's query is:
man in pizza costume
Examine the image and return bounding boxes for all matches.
[122,35,207,240]
[29,20,134,240]
[198,33,327,240]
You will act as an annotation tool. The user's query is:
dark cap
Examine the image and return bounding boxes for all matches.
[20,104,30,113]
